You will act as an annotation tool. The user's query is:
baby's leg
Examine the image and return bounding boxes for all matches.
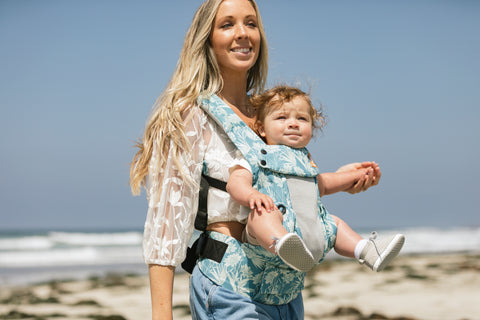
[246,208,286,254]
[331,215,362,258]
[332,215,405,272]
[246,208,315,272]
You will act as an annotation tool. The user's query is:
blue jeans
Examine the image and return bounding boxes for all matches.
[189,266,304,320]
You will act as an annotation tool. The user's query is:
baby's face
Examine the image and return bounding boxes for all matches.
[258,97,313,148]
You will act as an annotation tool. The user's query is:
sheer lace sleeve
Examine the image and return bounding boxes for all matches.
[142,106,209,267]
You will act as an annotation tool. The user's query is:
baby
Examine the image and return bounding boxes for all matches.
[227,85,404,272]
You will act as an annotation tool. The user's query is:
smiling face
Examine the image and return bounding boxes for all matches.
[258,96,314,149]
[209,0,261,76]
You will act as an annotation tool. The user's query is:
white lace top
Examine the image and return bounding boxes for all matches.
[142,106,248,267]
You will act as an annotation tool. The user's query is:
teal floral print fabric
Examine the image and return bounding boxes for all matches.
[197,94,337,305]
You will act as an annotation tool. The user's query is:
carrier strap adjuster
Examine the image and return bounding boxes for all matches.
[181,173,229,274]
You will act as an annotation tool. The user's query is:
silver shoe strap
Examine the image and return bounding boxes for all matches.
[369,231,382,261]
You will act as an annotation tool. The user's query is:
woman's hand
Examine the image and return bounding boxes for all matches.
[336,161,381,194]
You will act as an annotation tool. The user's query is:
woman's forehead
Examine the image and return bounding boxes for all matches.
[215,0,256,19]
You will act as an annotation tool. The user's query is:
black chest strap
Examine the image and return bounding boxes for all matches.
[195,174,227,230]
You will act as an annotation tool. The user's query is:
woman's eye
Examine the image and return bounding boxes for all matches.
[247,21,257,28]
[221,23,233,29]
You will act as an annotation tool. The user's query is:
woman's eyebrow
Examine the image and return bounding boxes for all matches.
[218,14,257,20]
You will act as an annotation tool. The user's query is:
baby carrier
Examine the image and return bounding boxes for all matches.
[182,94,337,305]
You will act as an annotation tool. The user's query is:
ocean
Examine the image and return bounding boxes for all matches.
[1,226,479,286]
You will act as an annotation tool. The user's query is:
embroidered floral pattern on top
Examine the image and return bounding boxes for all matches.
[143,106,249,267]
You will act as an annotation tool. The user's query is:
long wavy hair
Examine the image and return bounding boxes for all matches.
[130,0,268,196]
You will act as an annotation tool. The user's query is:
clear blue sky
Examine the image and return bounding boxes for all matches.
[1,1,478,230]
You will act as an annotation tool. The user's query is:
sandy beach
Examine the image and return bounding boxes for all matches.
[1,253,478,320]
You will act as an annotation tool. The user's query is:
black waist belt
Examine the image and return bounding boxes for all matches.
[181,174,229,274]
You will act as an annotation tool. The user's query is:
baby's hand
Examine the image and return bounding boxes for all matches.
[359,162,381,186]
[248,191,275,213]
[340,161,382,194]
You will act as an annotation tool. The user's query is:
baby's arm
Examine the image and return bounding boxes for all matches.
[336,161,381,194]
[227,166,275,212]
[318,162,379,197]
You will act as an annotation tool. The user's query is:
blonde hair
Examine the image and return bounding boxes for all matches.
[251,85,326,138]
[130,0,268,195]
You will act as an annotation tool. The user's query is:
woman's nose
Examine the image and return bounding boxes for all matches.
[235,24,248,39]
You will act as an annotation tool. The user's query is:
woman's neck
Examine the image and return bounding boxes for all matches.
[220,71,247,100]
[219,74,256,123]
[218,90,256,128]
[218,90,248,113]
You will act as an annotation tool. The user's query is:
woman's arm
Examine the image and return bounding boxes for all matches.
[318,161,381,197]
[144,107,209,319]
[149,265,175,320]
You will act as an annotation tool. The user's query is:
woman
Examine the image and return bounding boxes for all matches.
[130,0,380,319]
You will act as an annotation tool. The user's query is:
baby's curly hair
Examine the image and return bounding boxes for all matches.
[250,85,326,137]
